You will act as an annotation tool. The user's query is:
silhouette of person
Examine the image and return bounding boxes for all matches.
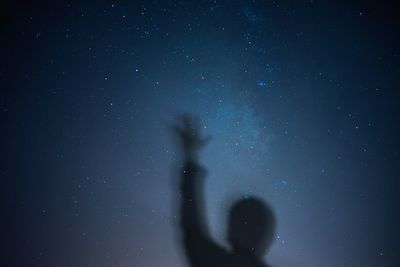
[173,115,276,267]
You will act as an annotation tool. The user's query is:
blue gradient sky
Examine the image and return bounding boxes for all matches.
[2,1,399,267]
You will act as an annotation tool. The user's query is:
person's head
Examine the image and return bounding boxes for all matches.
[227,196,275,257]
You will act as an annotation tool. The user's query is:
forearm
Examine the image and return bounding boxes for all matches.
[180,161,208,235]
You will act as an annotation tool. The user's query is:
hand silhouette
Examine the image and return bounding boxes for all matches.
[173,114,211,161]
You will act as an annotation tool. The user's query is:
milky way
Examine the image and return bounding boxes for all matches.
[1,1,399,267]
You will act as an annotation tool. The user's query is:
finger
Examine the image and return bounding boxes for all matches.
[200,136,212,147]
[170,124,184,135]
[181,114,192,131]
[183,114,199,135]
[193,116,201,133]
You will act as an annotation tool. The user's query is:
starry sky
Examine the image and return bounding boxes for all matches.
[1,1,399,267]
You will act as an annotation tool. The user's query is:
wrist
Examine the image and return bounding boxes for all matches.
[184,148,199,162]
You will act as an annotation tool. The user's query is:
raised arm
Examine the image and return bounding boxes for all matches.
[173,115,229,267]
[173,115,211,236]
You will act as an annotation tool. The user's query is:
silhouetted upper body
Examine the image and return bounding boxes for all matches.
[174,115,275,267]
[181,161,270,267]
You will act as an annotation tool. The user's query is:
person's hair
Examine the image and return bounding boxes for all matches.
[227,196,275,256]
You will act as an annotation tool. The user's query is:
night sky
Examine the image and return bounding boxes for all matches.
[1,1,399,267]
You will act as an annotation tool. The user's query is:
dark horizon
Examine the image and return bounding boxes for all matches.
[1,1,399,266]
